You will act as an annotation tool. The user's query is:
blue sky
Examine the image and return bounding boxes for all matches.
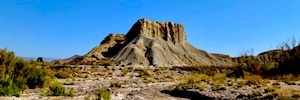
[0,0,300,58]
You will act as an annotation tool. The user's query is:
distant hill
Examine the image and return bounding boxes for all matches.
[22,57,59,62]
[52,55,82,64]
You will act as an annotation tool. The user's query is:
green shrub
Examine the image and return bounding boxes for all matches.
[95,88,111,100]
[67,88,75,97]
[48,80,66,96]
[0,83,22,97]
[0,49,50,96]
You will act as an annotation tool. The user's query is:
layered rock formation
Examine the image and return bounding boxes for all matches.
[125,19,186,44]
[71,19,233,66]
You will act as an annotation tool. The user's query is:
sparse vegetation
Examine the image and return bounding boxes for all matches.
[285,81,296,85]
[121,67,132,75]
[48,80,66,96]
[272,82,280,86]
[233,36,300,80]
[55,70,71,79]
[95,87,111,100]
[265,86,277,93]
[234,80,247,89]
[244,75,265,85]
[176,73,208,90]
[84,94,92,100]
[67,88,75,97]
[212,86,226,91]
[110,80,122,88]
[175,73,228,91]
[213,73,226,80]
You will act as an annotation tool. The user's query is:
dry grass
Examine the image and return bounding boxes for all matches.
[175,73,229,91]
[234,80,247,89]
[110,81,122,88]
[263,86,300,99]
[175,73,210,90]
[244,75,266,85]
[121,68,132,75]
[213,73,227,81]
[178,73,210,83]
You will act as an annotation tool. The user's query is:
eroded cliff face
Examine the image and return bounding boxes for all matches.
[126,19,186,44]
[70,19,234,66]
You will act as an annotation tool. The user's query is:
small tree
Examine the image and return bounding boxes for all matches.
[37,57,44,62]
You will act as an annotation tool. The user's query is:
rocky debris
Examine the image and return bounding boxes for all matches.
[73,19,234,67]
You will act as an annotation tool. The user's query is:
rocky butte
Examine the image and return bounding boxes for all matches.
[70,19,234,66]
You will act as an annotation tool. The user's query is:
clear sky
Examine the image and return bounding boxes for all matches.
[0,0,300,58]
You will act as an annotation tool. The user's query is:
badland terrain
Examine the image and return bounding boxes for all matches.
[1,19,300,100]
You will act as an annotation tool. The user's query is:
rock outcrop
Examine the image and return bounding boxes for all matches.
[85,34,126,60]
[71,19,234,66]
[125,19,186,44]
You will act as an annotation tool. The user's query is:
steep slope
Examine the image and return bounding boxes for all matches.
[71,19,233,66]
[83,34,126,61]
[70,34,126,64]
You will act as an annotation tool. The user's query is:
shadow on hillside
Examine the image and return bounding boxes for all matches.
[160,89,212,100]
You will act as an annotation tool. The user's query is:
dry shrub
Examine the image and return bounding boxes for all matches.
[175,73,210,90]
[47,80,66,96]
[95,87,111,100]
[244,75,265,85]
[55,70,71,79]
[213,73,226,80]
[110,81,122,88]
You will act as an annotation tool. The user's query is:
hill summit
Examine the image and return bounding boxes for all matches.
[70,19,233,66]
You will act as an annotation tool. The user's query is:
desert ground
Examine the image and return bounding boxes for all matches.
[1,65,300,100]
